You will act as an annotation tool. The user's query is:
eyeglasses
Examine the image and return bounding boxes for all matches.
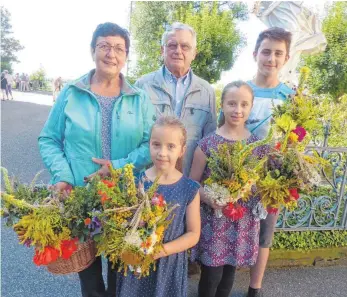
[96,43,127,55]
[165,42,193,52]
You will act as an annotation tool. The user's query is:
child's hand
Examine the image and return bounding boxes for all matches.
[153,245,168,260]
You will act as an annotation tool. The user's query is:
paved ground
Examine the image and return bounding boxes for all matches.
[1,92,347,297]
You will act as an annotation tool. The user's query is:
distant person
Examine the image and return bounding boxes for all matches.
[1,71,8,100]
[4,70,14,100]
[53,77,63,102]
[15,73,20,89]
[25,74,30,91]
[20,73,26,91]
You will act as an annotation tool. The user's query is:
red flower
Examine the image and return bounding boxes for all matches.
[60,238,78,260]
[275,142,281,151]
[101,179,115,188]
[33,246,60,266]
[84,218,92,225]
[157,194,165,207]
[222,203,246,221]
[267,207,279,214]
[292,126,307,142]
[152,193,165,207]
[289,188,300,200]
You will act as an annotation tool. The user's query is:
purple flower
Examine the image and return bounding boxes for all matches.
[88,216,102,236]
[23,239,32,247]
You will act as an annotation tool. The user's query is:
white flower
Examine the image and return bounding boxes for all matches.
[204,183,230,206]
[252,202,268,220]
[124,231,142,248]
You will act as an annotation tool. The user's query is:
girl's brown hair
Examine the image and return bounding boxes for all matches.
[151,116,187,172]
[218,81,254,128]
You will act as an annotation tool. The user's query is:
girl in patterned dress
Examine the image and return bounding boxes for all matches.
[110,116,201,297]
[190,81,268,297]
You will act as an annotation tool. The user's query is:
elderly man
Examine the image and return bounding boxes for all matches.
[135,22,217,176]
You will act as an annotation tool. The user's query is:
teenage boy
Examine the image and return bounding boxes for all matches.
[246,27,295,297]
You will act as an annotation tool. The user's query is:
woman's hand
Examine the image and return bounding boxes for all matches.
[53,182,72,200]
[85,158,111,181]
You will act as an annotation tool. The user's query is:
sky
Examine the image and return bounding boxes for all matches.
[3,0,326,84]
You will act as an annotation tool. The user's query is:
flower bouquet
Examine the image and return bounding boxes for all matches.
[203,131,272,220]
[0,167,102,274]
[257,85,325,213]
[94,163,179,277]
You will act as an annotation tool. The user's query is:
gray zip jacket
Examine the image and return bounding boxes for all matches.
[135,66,217,176]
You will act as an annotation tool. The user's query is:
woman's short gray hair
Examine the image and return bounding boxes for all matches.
[161,22,197,48]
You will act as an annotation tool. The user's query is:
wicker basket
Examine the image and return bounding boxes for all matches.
[47,239,97,274]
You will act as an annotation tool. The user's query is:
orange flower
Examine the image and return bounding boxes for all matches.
[141,237,152,249]
[84,218,91,225]
[33,246,60,266]
[100,193,109,205]
[101,179,115,188]
[98,190,110,205]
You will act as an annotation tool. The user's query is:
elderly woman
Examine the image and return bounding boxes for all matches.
[38,22,156,297]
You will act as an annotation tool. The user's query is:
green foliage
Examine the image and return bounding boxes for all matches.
[130,1,247,83]
[1,167,51,226]
[302,2,347,99]
[312,93,347,147]
[214,84,223,112]
[1,6,24,73]
[29,67,48,89]
[272,230,347,251]
[64,177,102,241]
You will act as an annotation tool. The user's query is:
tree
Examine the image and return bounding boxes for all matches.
[30,66,49,90]
[302,2,347,99]
[1,6,24,74]
[130,1,248,83]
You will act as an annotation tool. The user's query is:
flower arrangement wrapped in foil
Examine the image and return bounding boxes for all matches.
[94,164,179,277]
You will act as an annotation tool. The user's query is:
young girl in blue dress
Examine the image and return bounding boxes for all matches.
[190,81,268,297]
[110,116,201,297]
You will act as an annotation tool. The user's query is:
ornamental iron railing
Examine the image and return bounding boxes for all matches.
[276,123,347,231]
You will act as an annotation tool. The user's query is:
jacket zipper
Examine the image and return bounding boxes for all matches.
[72,85,102,158]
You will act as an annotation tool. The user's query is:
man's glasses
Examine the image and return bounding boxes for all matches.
[96,43,127,55]
[165,42,193,52]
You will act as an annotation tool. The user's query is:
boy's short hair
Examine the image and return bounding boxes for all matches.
[254,27,292,55]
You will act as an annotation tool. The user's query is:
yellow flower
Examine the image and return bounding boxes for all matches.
[239,169,249,183]
[288,132,299,143]
[156,226,165,239]
[275,114,297,133]
[222,179,241,193]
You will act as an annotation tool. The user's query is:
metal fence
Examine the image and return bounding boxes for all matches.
[276,124,347,231]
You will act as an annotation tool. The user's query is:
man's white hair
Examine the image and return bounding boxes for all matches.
[161,22,197,48]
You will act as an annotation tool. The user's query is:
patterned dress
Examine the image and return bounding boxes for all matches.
[92,92,120,160]
[191,132,268,267]
[114,173,200,297]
